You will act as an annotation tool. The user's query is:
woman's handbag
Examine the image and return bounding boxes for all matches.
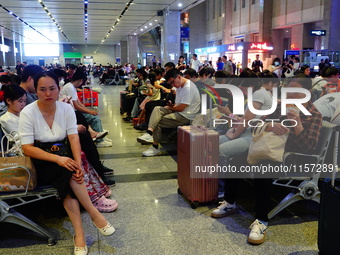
[247,123,289,165]
[34,138,72,157]
[284,68,294,78]
[0,133,37,192]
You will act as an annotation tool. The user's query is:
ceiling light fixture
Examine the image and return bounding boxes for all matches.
[95,0,134,53]
[84,0,88,45]
[0,24,35,42]
[36,1,74,48]
[1,3,55,43]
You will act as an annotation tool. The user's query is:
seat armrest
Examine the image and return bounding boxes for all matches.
[283,152,320,165]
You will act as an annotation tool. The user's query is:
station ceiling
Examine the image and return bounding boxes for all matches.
[0,0,198,47]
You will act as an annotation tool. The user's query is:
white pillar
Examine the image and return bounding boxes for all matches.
[161,10,181,65]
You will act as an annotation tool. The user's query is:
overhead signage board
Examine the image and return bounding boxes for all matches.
[310,30,326,36]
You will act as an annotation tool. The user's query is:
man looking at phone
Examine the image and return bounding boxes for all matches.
[137,69,201,156]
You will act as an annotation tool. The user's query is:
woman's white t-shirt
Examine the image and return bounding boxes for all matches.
[19,101,78,144]
[0,111,19,135]
[248,87,273,119]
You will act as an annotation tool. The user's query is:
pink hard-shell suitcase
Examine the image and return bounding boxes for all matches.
[177,126,219,208]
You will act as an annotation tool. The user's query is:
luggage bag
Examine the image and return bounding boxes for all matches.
[77,88,98,107]
[177,126,219,208]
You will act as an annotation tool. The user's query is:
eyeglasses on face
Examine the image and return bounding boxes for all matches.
[168,76,178,85]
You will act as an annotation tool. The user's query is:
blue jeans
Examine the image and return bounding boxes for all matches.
[82,113,103,132]
[219,128,252,165]
[131,97,140,118]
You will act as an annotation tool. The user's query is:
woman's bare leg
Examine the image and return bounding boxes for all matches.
[88,126,98,139]
[69,179,108,228]
[63,194,86,247]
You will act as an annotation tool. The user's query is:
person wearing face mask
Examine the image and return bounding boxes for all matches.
[268,57,282,78]
[52,68,67,88]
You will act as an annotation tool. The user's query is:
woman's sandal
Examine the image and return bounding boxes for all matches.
[93,221,115,236]
[73,235,88,255]
[93,196,118,212]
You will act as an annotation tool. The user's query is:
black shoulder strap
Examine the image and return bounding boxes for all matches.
[312,78,327,88]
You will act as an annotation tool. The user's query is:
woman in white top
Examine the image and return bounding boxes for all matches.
[0,85,26,136]
[19,72,114,255]
[218,71,279,169]
[268,57,282,78]
[1,84,118,214]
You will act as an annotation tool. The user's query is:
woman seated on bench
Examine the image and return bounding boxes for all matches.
[0,84,118,213]
[211,74,322,245]
[18,72,115,255]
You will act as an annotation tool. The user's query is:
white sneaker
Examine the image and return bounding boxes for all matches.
[247,219,267,245]
[218,191,224,199]
[137,133,154,144]
[142,146,161,157]
[104,137,112,142]
[103,129,110,134]
[211,200,237,218]
[96,139,113,148]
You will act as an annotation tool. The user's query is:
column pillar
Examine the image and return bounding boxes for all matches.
[291,24,304,50]
[322,0,340,50]
[127,35,138,65]
[188,2,206,55]
[19,36,23,62]
[161,10,180,65]
[12,32,16,66]
[242,49,248,69]
[115,44,121,64]
[120,40,128,64]
[223,0,233,44]
[1,28,6,66]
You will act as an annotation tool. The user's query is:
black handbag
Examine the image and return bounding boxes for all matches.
[34,138,72,157]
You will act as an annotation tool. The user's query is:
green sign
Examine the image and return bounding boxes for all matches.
[64,52,82,58]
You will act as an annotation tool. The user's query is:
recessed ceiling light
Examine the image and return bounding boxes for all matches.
[141,28,143,31]
[134,33,136,35]
[149,23,152,26]
[155,19,157,22]
[178,3,182,7]
[144,26,147,28]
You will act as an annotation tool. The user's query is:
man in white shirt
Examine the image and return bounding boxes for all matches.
[222,55,233,74]
[60,69,112,147]
[137,68,201,156]
[190,54,202,72]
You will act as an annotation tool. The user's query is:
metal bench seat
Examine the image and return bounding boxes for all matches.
[0,166,59,245]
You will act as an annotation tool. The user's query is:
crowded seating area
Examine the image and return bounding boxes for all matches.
[0,60,339,254]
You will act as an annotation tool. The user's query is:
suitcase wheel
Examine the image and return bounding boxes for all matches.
[190,201,199,209]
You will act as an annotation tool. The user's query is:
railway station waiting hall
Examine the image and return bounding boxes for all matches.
[0,0,340,255]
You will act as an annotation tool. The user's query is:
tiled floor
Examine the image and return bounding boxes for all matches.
[0,79,320,255]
